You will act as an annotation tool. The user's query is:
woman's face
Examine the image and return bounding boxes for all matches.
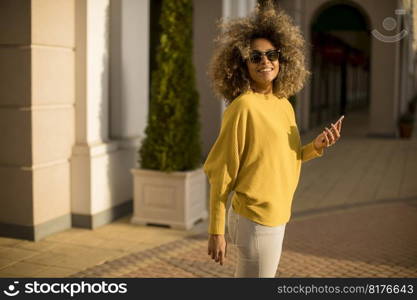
[246,38,279,89]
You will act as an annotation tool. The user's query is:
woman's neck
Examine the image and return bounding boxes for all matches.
[250,82,273,94]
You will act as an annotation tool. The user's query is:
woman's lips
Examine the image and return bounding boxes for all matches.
[257,68,274,76]
[257,67,273,73]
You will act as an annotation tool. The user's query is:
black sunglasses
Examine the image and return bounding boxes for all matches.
[248,49,281,64]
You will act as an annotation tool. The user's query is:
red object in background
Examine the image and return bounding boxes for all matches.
[321,44,346,64]
[347,51,366,66]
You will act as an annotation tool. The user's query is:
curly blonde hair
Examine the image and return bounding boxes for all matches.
[208,1,311,105]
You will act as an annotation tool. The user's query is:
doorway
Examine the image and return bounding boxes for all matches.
[310,3,371,129]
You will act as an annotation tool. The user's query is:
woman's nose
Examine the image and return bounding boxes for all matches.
[260,54,269,64]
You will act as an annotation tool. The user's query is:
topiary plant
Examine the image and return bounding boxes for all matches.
[408,94,417,113]
[399,111,415,124]
[138,0,202,173]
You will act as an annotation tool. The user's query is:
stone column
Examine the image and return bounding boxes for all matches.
[71,0,146,229]
[223,0,257,19]
[367,0,402,137]
[0,0,75,241]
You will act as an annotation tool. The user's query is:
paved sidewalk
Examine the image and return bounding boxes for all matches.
[69,198,417,278]
[0,108,416,277]
[293,108,417,215]
[279,199,417,277]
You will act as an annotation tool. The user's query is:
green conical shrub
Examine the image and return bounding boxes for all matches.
[138,0,202,173]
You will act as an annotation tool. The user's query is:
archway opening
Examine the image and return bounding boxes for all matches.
[310,3,371,129]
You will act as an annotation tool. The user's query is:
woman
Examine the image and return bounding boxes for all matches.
[203,2,344,278]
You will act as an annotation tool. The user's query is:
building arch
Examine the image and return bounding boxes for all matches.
[309,1,372,129]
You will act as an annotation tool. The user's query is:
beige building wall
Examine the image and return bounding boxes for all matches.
[0,0,75,240]
[195,0,223,160]
[199,0,257,159]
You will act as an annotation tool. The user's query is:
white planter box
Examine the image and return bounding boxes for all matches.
[130,167,208,230]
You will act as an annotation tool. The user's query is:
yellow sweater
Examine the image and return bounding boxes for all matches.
[203,90,324,234]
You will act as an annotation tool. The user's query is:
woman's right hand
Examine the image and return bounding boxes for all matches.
[208,234,227,266]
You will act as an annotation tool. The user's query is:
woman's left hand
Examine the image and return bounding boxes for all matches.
[313,115,344,151]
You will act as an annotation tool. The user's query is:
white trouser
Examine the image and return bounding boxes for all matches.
[227,204,286,278]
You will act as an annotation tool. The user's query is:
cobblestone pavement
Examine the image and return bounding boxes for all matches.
[278,199,417,277]
[72,199,417,278]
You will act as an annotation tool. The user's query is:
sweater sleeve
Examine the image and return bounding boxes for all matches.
[301,141,324,162]
[203,104,248,235]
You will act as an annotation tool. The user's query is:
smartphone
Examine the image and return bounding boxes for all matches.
[334,115,344,124]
